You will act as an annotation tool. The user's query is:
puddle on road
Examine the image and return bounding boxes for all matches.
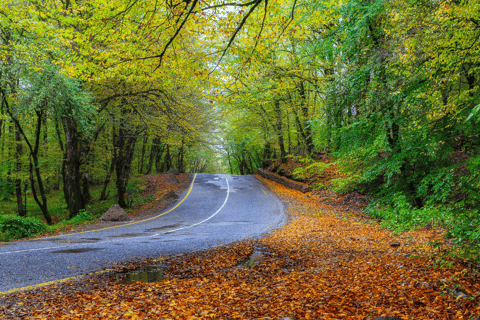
[108,233,146,238]
[52,248,102,253]
[120,266,166,284]
[237,246,270,268]
[144,224,181,232]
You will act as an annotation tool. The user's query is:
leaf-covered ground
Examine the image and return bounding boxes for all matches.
[1,176,479,319]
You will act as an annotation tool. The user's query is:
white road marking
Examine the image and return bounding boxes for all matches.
[0,176,231,255]
[153,177,230,235]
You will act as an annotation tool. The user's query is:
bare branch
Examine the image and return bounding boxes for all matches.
[153,0,199,70]
[201,0,259,11]
[210,0,263,73]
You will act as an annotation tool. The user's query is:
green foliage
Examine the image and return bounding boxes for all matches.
[287,155,314,165]
[366,199,480,261]
[329,174,362,194]
[0,215,47,240]
[293,161,331,181]
[0,180,14,201]
[68,210,94,225]
[15,63,97,134]
[125,177,148,208]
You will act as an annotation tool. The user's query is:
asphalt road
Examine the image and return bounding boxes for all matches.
[0,174,285,293]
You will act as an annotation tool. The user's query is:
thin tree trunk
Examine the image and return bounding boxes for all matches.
[159,145,172,173]
[299,83,314,154]
[14,127,25,216]
[82,174,92,204]
[99,157,115,201]
[100,125,117,200]
[177,138,185,173]
[274,99,286,163]
[138,133,148,174]
[227,150,233,174]
[146,136,161,174]
[28,110,52,225]
[63,116,85,219]
[114,119,139,208]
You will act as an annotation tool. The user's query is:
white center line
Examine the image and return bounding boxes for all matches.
[0,176,231,255]
[153,176,230,235]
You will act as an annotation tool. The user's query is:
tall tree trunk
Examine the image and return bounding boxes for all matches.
[82,174,92,204]
[227,150,233,174]
[274,99,286,163]
[54,119,66,191]
[236,155,244,175]
[2,90,52,224]
[146,136,159,174]
[100,125,117,200]
[42,114,50,193]
[248,155,254,174]
[29,111,52,225]
[153,144,165,174]
[177,138,185,173]
[159,145,172,173]
[15,127,25,216]
[298,82,314,154]
[63,116,85,219]
[145,136,165,174]
[138,133,148,174]
[99,158,115,201]
[263,142,271,162]
[114,123,138,209]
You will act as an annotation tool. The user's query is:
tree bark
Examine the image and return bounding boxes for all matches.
[274,99,286,163]
[62,116,85,219]
[145,136,160,175]
[138,133,148,174]
[159,145,172,173]
[177,138,185,173]
[114,121,138,209]
[30,111,52,225]
[298,82,314,154]
[100,125,117,200]
[1,89,52,224]
[14,127,25,216]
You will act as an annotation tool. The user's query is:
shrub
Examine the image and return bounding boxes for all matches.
[365,199,480,262]
[329,174,361,194]
[0,180,14,201]
[125,177,148,207]
[0,215,47,239]
[293,162,331,181]
[69,210,94,225]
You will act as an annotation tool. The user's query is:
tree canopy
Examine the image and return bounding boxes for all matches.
[0,0,478,255]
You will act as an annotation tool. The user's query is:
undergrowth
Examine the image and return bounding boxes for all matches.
[0,182,118,241]
[292,153,480,263]
[0,215,47,241]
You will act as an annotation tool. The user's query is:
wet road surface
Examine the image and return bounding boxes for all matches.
[0,174,285,293]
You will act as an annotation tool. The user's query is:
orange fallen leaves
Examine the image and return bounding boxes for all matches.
[1,176,479,319]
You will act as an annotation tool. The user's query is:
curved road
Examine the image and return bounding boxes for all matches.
[0,174,285,293]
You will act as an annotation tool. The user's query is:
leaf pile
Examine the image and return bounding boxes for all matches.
[264,155,369,212]
[127,174,191,218]
[1,177,479,319]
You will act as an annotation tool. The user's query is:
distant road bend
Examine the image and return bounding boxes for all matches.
[0,173,285,293]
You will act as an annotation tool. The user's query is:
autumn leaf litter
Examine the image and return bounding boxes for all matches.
[1,176,479,319]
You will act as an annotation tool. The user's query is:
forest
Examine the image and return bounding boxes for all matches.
[0,0,479,257]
